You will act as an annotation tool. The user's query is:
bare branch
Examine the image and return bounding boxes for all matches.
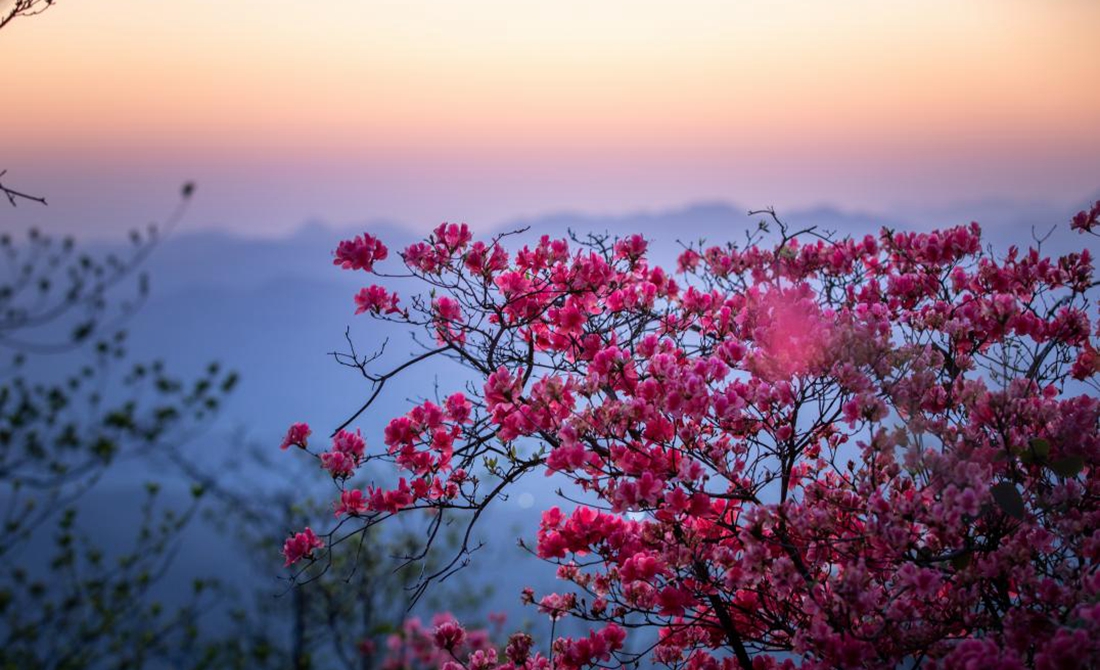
[0,170,47,207]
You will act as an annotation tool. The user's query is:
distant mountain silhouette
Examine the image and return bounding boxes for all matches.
[129,193,1099,297]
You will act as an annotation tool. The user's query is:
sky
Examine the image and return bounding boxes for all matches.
[2,0,1099,239]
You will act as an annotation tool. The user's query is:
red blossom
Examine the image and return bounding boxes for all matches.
[279,421,311,450]
[282,527,324,566]
[334,233,388,272]
[354,285,401,315]
[1071,201,1100,233]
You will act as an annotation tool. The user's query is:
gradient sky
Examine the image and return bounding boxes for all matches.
[2,0,1099,238]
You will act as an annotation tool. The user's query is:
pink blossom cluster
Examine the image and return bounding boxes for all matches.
[320,428,366,479]
[1071,200,1100,233]
[551,624,626,670]
[377,613,550,670]
[281,526,323,566]
[334,232,388,272]
[434,296,465,344]
[403,223,474,275]
[355,285,402,315]
[278,422,311,450]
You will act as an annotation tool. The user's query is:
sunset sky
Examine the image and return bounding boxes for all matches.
[3,0,1099,238]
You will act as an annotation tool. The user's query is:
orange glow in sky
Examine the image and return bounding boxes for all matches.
[2,0,1098,236]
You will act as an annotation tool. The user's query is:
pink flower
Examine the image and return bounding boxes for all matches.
[484,367,521,409]
[1071,201,1100,233]
[434,296,462,322]
[367,478,413,513]
[677,248,702,272]
[279,422,311,450]
[445,392,472,423]
[354,285,401,315]
[335,489,368,517]
[433,296,464,343]
[334,233,388,272]
[505,632,534,664]
[614,234,648,262]
[464,241,509,275]
[384,416,417,448]
[434,222,473,252]
[432,619,467,650]
[1072,341,1100,380]
[318,430,366,478]
[537,592,575,620]
[332,428,366,458]
[320,450,357,478]
[282,527,324,566]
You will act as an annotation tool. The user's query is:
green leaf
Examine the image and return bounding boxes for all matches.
[990,482,1026,520]
[950,551,972,570]
[1030,438,1051,460]
[1048,455,1085,478]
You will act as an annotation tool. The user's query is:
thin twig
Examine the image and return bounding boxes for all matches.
[0,171,47,207]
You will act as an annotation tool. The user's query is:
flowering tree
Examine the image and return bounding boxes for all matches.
[282,203,1100,669]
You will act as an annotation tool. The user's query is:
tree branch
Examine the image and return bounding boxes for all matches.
[0,171,47,206]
